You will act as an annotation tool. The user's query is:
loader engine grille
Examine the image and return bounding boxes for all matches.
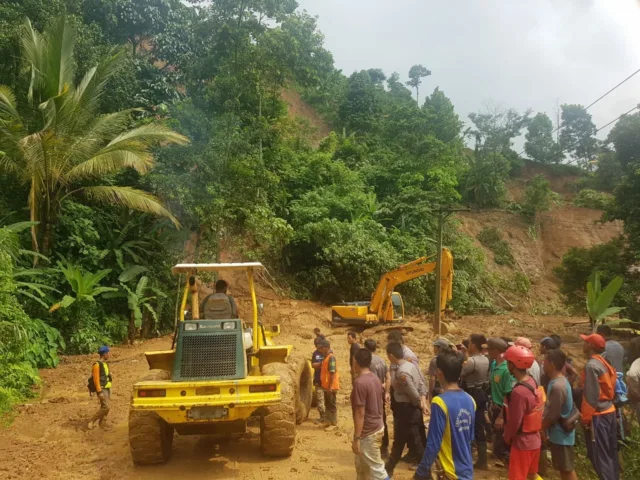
[180,333,238,378]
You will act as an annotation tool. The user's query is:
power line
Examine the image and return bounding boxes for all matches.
[584,67,640,111]
[517,67,640,156]
[595,104,640,133]
[506,102,640,192]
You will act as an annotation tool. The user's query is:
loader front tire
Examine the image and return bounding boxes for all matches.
[260,362,296,457]
[289,354,313,424]
[129,410,174,465]
[140,369,171,382]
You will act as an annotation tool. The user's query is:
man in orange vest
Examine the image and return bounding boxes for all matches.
[318,338,340,430]
[503,345,544,480]
[580,333,619,480]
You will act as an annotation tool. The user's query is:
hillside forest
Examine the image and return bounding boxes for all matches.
[1,0,639,414]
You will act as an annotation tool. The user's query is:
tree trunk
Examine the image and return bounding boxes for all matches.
[41,219,54,258]
[128,311,136,345]
[141,312,153,339]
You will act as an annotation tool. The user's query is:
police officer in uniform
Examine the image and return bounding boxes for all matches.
[460,334,490,470]
[384,341,427,477]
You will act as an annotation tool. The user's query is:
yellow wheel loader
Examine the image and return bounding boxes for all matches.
[331,248,454,327]
[128,262,313,465]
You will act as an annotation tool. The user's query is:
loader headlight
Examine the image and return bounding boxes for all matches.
[222,321,236,330]
[184,322,198,331]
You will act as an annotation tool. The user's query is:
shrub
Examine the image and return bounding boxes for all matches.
[573,189,614,210]
[477,227,514,266]
[522,177,561,217]
[554,237,640,319]
[513,272,531,295]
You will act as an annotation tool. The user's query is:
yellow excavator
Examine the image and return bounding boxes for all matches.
[331,248,453,326]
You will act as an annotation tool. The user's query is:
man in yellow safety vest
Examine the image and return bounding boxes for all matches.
[88,345,112,430]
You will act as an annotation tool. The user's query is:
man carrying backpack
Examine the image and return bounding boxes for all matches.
[88,345,112,430]
[580,333,619,480]
[503,345,544,480]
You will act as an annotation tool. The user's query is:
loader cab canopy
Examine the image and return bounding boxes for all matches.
[172,262,265,363]
[171,262,264,274]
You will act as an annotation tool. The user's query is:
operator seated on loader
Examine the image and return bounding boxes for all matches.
[200,279,239,319]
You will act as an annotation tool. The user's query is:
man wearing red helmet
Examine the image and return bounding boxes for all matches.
[580,333,619,480]
[503,345,545,480]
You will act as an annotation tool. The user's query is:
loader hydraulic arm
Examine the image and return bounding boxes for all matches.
[369,248,454,321]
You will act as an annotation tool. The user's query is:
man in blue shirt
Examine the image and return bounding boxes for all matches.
[414,352,475,480]
[542,349,577,480]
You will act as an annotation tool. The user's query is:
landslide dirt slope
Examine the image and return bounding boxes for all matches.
[0,266,588,480]
[458,161,623,311]
[281,89,331,147]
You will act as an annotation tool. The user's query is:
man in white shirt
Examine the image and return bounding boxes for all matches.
[627,338,640,422]
[515,337,541,386]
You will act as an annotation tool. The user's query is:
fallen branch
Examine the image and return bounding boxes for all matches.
[494,290,515,310]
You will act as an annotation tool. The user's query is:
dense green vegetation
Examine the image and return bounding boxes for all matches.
[0,0,635,417]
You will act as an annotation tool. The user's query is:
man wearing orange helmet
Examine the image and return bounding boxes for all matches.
[503,345,545,480]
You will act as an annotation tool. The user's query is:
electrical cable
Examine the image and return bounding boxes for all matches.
[505,103,640,192]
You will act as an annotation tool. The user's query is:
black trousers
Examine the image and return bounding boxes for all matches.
[386,402,425,474]
[389,389,424,453]
[490,403,510,462]
[382,392,389,450]
[467,387,487,443]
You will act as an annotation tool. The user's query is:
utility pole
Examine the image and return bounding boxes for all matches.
[433,207,470,335]
[556,98,560,144]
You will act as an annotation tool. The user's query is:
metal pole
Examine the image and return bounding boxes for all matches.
[432,206,470,334]
[434,212,444,335]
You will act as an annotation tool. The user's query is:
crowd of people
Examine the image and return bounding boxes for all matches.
[310,325,640,480]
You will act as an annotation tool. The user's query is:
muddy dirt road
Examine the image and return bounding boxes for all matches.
[0,290,587,480]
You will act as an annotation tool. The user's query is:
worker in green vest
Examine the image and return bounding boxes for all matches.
[88,345,112,430]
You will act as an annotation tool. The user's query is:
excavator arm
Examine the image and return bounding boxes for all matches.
[369,248,454,322]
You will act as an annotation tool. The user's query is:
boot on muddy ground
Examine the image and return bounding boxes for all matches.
[474,441,489,470]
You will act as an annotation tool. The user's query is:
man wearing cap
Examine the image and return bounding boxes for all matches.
[428,338,452,400]
[385,341,427,477]
[88,346,112,430]
[580,333,619,480]
[539,337,578,394]
[596,324,625,374]
[387,331,426,460]
[487,337,514,464]
[460,334,490,469]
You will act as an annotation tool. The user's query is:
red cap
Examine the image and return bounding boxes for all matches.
[580,333,606,350]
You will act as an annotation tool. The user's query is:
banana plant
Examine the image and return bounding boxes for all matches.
[104,268,165,343]
[587,272,624,332]
[49,260,116,311]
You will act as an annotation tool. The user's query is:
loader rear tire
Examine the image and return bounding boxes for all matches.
[289,354,313,424]
[260,362,296,457]
[129,410,174,465]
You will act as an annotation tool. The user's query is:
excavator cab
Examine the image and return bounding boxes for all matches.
[391,292,404,321]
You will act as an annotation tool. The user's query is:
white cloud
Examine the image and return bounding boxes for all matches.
[298,0,640,138]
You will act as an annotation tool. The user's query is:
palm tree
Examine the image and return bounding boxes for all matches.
[0,17,189,255]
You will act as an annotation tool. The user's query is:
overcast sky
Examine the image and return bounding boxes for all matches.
[297,0,640,141]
